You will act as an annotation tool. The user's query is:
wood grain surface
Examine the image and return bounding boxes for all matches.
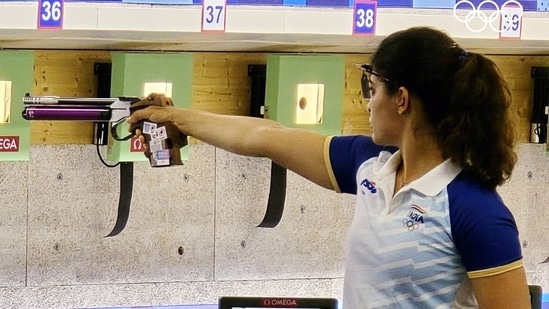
[30,51,549,144]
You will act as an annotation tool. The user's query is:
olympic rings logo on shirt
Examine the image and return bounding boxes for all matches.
[453,0,523,33]
[403,219,420,231]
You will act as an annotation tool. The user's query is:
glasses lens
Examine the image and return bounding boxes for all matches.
[361,72,371,99]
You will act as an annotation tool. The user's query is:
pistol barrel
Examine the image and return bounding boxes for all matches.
[22,105,111,121]
[23,96,118,105]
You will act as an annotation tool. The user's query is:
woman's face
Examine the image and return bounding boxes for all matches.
[367,75,402,146]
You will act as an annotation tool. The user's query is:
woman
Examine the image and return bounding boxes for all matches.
[128,27,530,308]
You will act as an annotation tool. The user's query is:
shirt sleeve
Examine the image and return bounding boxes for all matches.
[327,135,394,194]
[448,173,523,278]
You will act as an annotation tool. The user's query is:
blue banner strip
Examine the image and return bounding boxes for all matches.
[2,0,542,11]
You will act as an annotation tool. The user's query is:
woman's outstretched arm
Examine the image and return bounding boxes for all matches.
[127,99,334,190]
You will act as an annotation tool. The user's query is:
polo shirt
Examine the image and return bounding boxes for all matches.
[325,135,523,309]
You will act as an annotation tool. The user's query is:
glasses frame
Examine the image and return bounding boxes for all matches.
[354,63,392,99]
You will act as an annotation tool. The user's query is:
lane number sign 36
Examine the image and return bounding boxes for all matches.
[38,0,64,29]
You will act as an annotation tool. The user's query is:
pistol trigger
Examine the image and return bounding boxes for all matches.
[111,117,134,141]
[128,119,146,136]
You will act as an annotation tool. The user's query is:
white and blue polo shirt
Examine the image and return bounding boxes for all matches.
[325,135,523,309]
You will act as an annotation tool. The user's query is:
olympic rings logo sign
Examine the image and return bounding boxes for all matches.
[453,0,523,36]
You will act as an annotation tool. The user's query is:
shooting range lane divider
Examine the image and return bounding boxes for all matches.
[254,55,345,228]
[106,161,134,237]
[529,67,549,144]
[256,161,287,228]
[248,64,289,228]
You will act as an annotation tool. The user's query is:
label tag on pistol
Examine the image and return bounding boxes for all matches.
[143,121,157,134]
[152,149,171,166]
[143,121,171,167]
[151,126,168,141]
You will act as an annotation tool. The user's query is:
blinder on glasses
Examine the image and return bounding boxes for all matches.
[354,63,391,99]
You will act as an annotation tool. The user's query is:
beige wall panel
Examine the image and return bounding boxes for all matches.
[30,122,95,145]
[0,162,28,286]
[214,149,354,281]
[490,56,549,142]
[342,55,372,135]
[31,51,111,145]
[34,50,111,97]
[192,53,267,116]
[26,144,215,286]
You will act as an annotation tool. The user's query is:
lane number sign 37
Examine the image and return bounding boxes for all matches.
[202,0,227,32]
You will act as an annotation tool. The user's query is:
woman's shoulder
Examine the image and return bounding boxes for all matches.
[330,135,397,156]
[447,172,514,223]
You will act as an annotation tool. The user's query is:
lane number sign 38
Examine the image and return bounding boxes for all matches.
[354,1,377,36]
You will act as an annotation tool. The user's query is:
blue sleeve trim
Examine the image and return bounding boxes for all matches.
[328,135,395,194]
[448,173,522,272]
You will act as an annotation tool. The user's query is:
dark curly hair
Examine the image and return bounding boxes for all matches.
[371,27,517,189]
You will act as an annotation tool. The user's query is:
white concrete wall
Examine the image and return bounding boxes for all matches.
[0,144,350,308]
[499,144,549,289]
[0,142,547,308]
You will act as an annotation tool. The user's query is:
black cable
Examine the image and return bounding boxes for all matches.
[96,143,119,168]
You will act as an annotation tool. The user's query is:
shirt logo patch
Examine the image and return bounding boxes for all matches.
[403,204,426,231]
[360,178,377,194]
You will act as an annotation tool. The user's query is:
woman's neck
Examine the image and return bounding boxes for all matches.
[394,131,444,193]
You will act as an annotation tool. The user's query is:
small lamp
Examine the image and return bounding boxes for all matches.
[143,82,173,98]
[0,81,12,124]
[296,83,324,125]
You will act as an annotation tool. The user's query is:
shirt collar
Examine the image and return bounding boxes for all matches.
[374,150,462,196]
[373,149,401,176]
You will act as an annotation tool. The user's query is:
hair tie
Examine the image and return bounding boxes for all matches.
[452,42,470,61]
[458,50,470,61]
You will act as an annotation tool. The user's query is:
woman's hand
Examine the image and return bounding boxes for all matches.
[127,93,188,165]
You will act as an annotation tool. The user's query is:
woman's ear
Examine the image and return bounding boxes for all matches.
[396,87,410,115]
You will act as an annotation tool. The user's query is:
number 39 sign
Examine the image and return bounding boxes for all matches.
[38,0,64,29]
[353,1,377,36]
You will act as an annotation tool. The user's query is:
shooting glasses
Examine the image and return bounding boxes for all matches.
[354,63,392,99]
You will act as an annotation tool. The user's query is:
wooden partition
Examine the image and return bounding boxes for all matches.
[30,51,549,145]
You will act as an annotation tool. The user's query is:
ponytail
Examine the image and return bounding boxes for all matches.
[438,53,517,189]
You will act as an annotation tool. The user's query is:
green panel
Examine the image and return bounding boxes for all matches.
[265,54,344,135]
[0,51,34,161]
[107,52,193,163]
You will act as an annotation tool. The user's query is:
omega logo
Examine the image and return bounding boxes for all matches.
[262,298,298,307]
[0,136,19,152]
